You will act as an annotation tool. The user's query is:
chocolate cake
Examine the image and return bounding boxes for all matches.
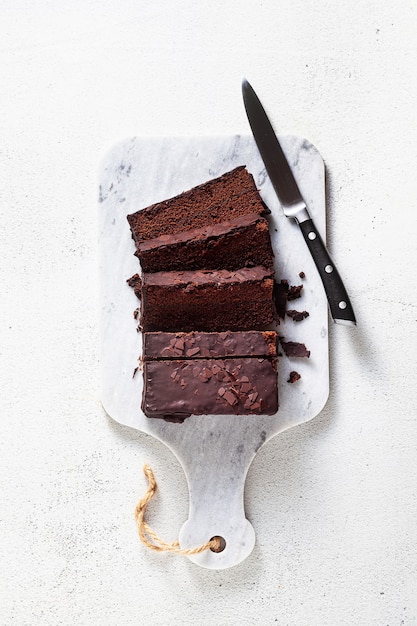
[126,165,281,419]
[127,166,274,272]
[142,357,278,419]
[131,266,275,332]
[143,330,277,360]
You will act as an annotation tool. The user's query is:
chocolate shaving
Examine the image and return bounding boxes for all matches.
[175,338,185,350]
[223,390,238,406]
[186,346,201,357]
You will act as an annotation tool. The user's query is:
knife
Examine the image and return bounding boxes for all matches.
[242,79,356,326]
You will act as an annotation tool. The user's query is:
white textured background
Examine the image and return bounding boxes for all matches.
[1,1,417,624]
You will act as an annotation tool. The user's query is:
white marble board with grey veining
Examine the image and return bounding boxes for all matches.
[99,135,329,569]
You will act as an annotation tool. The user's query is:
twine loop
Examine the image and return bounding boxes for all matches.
[134,464,223,555]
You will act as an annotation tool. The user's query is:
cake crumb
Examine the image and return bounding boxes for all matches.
[287,310,309,322]
[287,284,303,300]
[127,273,142,292]
[287,371,301,383]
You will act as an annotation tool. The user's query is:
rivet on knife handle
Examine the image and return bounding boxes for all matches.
[298,219,356,325]
[242,78,356,326]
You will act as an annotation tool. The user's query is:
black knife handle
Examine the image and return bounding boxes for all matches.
[298,219,356,325]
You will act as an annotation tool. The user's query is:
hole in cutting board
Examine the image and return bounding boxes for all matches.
[210,536,226,553]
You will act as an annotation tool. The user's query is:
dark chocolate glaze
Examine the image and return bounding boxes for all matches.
[142,357,278,419]
[142,265,274,287]
[138,213,265,251]
[143,330,277,360]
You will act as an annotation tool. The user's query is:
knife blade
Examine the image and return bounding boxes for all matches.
[242,79,356,326]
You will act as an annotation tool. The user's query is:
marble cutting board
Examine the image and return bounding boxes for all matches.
[98,135,329,570]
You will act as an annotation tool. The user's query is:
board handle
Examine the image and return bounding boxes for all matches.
[177,440,257,569]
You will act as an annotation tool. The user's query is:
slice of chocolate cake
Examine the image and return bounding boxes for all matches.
[130,266,275,332]
[127,166,274,272]
[126,164,280,420]
[133,214,274,273]
[143,330,277,360]
[141,331,279,419]
[142,357,278,420]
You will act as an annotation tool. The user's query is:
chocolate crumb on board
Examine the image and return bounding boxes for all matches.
[299,271,305,279]
[280,339,311,358]
[287,284,303,300]
[287,310,310,322]
[287,371,301,383]
[127,273,142,293]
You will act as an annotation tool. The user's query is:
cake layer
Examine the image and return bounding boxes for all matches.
[134,213,274,272]
[143,330,277,360]
[127,165,269,243]
[142,357,278,419]
[131,266,275,332]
